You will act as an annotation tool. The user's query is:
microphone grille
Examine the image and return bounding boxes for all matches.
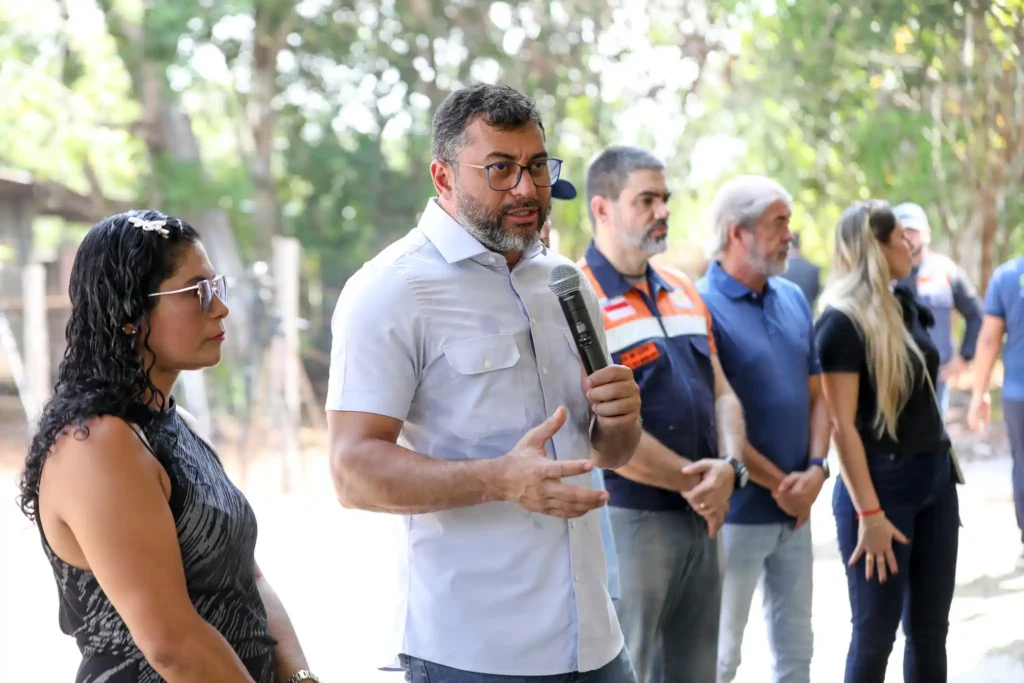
[548,264,582,296]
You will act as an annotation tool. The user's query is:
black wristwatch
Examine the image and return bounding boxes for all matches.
[724,455,748,489]
[809,457,830,479]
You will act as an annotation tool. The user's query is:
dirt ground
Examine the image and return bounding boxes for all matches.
[1,394,1022,682]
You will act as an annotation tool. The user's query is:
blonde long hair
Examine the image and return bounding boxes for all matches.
[820,200,929,440]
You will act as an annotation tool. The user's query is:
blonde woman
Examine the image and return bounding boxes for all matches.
[814,200,958,682]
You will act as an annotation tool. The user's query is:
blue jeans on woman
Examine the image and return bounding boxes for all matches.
[833,450,959,683]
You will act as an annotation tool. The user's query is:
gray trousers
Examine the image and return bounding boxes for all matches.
[610,507,722,683]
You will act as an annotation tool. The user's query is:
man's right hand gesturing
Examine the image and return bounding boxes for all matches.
[494,406,610,518]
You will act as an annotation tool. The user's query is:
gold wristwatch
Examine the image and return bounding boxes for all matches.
[285,671,321,683]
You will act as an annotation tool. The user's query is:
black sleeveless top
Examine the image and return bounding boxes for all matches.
[39,406,277,682]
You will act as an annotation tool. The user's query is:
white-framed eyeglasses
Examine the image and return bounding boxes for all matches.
[149,275,227,314]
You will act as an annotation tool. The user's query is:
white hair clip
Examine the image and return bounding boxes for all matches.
[127,216,170,238]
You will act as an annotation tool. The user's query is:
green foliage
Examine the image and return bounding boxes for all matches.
[2,0,1021,332]
[717,0,1023,286]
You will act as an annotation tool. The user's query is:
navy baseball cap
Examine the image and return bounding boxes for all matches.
[551,178,577,200]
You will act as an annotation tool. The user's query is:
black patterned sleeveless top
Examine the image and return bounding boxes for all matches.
[38,405,277,682]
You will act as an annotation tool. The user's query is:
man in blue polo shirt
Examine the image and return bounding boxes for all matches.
[696,176,832,683]
[579,146,749,683]
[968,254,1024,569]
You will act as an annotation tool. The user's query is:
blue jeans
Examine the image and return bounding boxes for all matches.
[717,523,813,683]
[399,648,635,683]
[1005,399,1024,546]
[610,507,721,683]
[833,451,959,683]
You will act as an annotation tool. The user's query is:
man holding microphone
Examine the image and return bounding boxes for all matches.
[326,84,641,682]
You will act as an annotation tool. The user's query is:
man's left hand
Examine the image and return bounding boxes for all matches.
[681,459,735,537]
[584,365,641,431]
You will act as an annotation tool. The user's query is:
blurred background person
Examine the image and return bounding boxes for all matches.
[17,211,314,683]
[893,202,983,418]
[815,200,959,683]
[968,252,1024,569]
[539,177,578,249]
[697,176,830,683]
[579,145,748,683]
[779,232,821,308]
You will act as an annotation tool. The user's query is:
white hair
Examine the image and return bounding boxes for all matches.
[707,175,793,260]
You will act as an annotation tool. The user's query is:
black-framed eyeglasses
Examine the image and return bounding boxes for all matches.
[446,157,563,192]
[149,275,227,314]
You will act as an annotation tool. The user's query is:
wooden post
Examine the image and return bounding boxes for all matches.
[22,263,49,427]
[0,311,31,424]
[273,236,302,492]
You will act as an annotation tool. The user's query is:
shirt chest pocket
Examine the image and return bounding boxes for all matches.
[443,334,527,440]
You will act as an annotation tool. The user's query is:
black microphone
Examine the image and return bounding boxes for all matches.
[547,264,608,375]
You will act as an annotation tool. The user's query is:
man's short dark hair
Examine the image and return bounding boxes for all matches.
[431,84,545,162]
[585,146,665,227]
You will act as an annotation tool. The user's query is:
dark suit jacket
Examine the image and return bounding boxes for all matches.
[780,255,821,308]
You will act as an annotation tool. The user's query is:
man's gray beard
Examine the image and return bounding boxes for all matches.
[455,182,547,254]
[627,221,669,256]
[638,233,668,256]
[749,241,788,277]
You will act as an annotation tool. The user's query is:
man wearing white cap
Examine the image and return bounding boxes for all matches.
[893,202,984,417]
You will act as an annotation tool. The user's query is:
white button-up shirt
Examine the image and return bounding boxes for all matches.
[326,199,623,676]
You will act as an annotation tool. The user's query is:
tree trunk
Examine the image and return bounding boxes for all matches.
[977,188,999,294]
[97,1,251,356]
[249,3,287,252]
[161,107,251,356]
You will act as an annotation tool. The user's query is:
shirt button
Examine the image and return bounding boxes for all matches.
[574,574,580,582]
[570,521,575,528]
[542,367,549,375]
[483,359,492,369]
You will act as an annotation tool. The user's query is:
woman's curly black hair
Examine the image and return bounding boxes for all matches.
[18,210,200,521]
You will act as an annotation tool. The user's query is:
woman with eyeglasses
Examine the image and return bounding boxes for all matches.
[19,211,319,683]
[814,200,960,682]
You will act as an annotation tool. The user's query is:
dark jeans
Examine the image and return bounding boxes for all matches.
[1006,399,1024,546]
[399,649,636,683]
[833,451,959,683]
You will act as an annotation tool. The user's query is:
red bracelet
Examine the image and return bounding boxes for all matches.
[856,507,883,519]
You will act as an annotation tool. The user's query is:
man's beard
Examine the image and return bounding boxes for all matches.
[628,219,669,256]
[749,239,789,277]
[455,181,549,254]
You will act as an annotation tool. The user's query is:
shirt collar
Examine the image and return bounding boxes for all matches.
[584,240,674,299]
[706,260,772,300]
[417,199,546,265]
